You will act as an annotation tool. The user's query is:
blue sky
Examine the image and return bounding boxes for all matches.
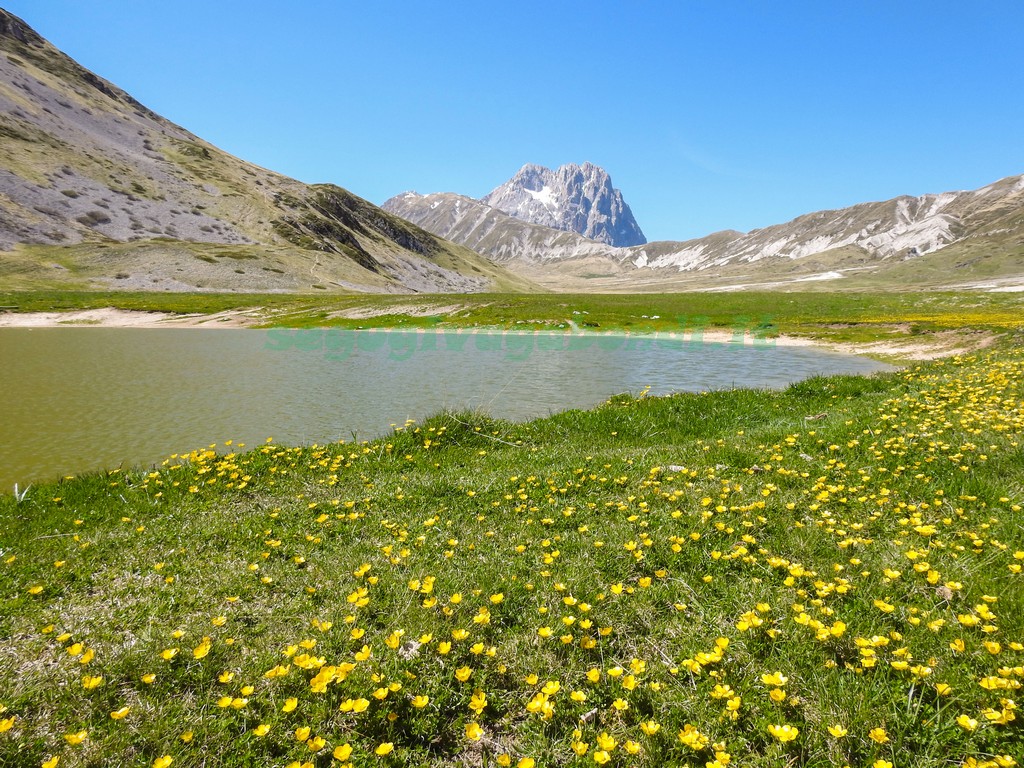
[6,1,1023,242]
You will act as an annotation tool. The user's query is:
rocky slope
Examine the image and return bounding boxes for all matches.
[0,9,530,293]
[632,175,1024,270]
[381,192,613,264]
[479,162,646,247]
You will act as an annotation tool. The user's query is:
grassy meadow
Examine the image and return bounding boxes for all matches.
[2,289,1024,344]
[2,300,1024,767]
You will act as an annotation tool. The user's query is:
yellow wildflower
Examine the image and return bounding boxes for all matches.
[767,724,799,743]
[333,744,352,761]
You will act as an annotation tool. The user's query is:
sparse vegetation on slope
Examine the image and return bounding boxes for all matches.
[0,9,529,294]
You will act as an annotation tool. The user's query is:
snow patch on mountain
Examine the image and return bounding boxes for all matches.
[525,186,557,210]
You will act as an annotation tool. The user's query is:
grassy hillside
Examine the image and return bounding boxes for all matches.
[2,343,1023,767]
[0,9,532,294]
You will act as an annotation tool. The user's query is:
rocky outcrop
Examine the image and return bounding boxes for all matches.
[480,162,646,247]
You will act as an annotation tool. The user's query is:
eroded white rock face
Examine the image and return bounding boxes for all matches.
[480,162,647,247]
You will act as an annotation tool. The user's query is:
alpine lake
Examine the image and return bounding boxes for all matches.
[0,326,891,491]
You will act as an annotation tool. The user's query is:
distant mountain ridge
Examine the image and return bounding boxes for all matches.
[0,9,530,293]
[480,162,646,247]
[384,168,1024,290]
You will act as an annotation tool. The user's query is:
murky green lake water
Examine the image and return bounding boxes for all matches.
[0,328,890,490]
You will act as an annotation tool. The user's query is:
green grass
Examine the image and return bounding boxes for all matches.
[2,290,1023,346]
[2,345,1023,767]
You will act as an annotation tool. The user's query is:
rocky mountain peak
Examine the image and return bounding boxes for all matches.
[480,162,646,247]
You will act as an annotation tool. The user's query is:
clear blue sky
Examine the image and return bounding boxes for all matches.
[6,1,1023,242]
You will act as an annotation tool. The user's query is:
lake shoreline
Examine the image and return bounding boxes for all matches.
[0,306,992,360]
[0,307,253,328]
